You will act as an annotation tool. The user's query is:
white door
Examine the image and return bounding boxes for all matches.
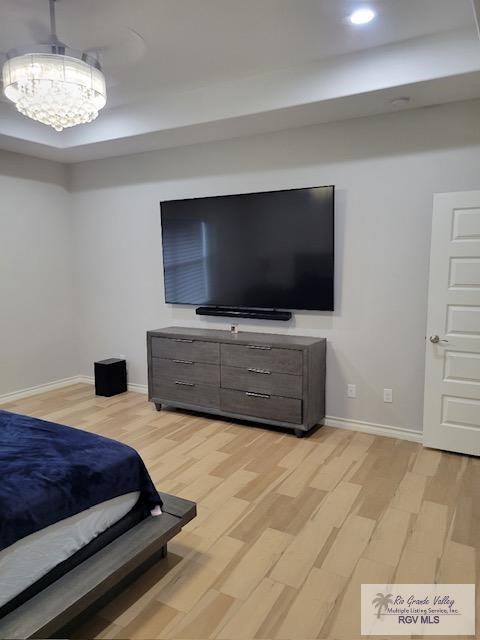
[423,191,480,456]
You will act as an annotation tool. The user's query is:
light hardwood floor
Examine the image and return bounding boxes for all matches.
[4,384,479,639]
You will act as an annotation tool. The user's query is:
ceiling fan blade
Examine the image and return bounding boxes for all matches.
[85,27,146,74]
[24,18,51,45]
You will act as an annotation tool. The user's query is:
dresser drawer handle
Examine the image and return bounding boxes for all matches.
[174,339,194,343]
[247,345,271,350]
[246,391,270,399]
[175,380,195,387]
[247,368,271,375]
[174,359,194,365]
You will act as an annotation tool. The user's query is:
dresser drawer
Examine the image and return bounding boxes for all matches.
[151,377,220,409]
[220,388,302,424]
[221,343,302,375]
[151,337,219,364]
[152,357,220,386]
[221,366,302,399]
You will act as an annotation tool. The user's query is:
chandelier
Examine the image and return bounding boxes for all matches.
[1,1,106,132]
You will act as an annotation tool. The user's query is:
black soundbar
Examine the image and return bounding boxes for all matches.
[195,306,292,321]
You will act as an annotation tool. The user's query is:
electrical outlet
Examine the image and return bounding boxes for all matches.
[347,384,356,398]
[383,388,393,403]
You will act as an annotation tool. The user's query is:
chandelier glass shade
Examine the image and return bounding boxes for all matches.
[2,53,107,132]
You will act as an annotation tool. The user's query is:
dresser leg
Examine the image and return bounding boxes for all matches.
[294,428,305,438]
[154,402,162,411]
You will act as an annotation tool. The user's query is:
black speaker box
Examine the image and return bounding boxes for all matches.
[94,358,127,397]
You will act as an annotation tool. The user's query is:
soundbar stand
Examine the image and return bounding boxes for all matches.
[195,307,292,321]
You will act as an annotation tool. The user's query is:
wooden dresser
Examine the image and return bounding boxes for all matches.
[147,327,326,437]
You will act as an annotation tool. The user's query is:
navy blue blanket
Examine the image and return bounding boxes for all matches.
[0,410,161,551]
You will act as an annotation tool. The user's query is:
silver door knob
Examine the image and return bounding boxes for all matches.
[429,335,448,343]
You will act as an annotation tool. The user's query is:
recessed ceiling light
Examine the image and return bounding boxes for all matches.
[349,8,376,25]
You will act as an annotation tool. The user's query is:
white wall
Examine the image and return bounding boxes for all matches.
[68,99,480,433]
[0,151,77,395]
[2,100,478,431]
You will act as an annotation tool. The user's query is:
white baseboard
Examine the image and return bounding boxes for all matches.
[0,376,84,405]
[128,382,148,394]
[324,415,422,443]
[0,377,422,443]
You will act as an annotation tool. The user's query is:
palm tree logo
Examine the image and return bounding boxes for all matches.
[372,592,393,618]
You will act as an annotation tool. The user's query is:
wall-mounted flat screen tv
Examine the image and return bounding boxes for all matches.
[160,185,334,311]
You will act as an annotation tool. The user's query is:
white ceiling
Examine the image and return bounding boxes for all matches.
[0,0,479,162]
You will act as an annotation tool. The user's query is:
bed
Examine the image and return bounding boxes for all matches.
[0,410,196,639]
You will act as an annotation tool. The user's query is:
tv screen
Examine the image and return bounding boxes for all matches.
[160,186,334,311]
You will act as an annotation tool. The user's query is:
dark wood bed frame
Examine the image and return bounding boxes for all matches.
[0,492,196,640]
